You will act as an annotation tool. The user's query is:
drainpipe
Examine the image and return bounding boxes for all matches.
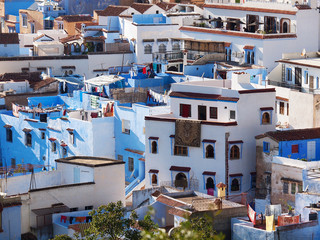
[225,132,230,197]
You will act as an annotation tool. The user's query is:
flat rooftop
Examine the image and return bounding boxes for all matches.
[55,156,125,167]
[278,57,320,69]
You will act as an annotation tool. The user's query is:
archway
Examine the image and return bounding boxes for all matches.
[175,172,188,189]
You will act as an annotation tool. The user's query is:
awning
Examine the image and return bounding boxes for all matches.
[169,166,191,172]
[32,204,69,216]
[48,138,56,141]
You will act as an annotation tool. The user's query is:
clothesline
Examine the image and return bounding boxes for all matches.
[60,215,92,224]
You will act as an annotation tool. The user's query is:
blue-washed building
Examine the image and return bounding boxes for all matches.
[0,90,115,173]
[114,102,170,195]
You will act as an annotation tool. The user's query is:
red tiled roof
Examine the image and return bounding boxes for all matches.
[216,182,227,188]
[230,173,243,177]
[156,2,176,10]
[4,124,12,128]
[60,35,81,44]
[31,78,57,91]
[131,3,153,13]
[138,158,145,162]
[84,36,106,41]
[228,140,243,144]
[224,42,231,47]
[243,45,255,50]
[276,96,289,102]
[202,171,216,176]
[169,166,191,172]
[0,33,19,44]
[61,143,67,147]
[169,91,239,102]
[66,128,74,132]
[148,136,159,140]
[61,15,93,22]
[96,5,129,16]
[260,107,273,111]
[156,195,187,207]
[255,128,320,142]
[179,26,297,40]
[22,128,32,132]
[203,4,297,15]
[202,139,216,143]
[168,207,191,218]
[125,148,144,155]
[149,169,159,173]
[75,22,99,31]
[238,88,276,94]
[295,4,311,9]
[49,138,56,141]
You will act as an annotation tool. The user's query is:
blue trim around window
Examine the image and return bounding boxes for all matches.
[230,176,242,193]
[229,143,243,159]
[202,141,216,159]
[225,46,232,61]
[149,139,159,154]
[170,170,190,187]
[263,141,270,153]
[149,172,159,186]
[244,49,255,64]
[260,110,273,125]
[203,174,216,191]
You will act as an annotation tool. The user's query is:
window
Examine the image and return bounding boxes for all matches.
[85,206,93,210]
[62,147,67,156]
[159,44,166,53]
[287,103,289,116]
[230,145,240,159]
[262,112,270,124]
[292,144,299,154]
[25,133,32,147]
[122,120,130,134]
[70,207,78,212]
[210,107,218,119]
[6,128,12,142]
[172,43,180,51]
[231,178,240,192]
[283,181,289,194]
[144,44,152,54]
[264,16,277,34]
[291,182,296,194]
[298,183,303,193]
[128,157,134,172]
[22,14,27,27]
[151,141,158,154]
[198,105,207,120]
[152,174,158,185]
[230,110,236,120]
[175,172,188,188]
[174,145,188,156]
[41,132,45,140]
[305,71,309,84]
[286,68,292,81]
[263,142,270,153]
[179,104,191,118]
[51,141,56,152]
[117,155,123,161]
[69,132,75,144]
[279,102,285,115]
[205,145,214,158]
[11,158,16,168]
[206,177,215,190]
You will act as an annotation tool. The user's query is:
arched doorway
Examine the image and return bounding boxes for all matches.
[152,174,157,185]
[262,112,270,124]
[206,177,215,196]
[175,172,188,189]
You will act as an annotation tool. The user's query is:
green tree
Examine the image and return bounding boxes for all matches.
[52,234,73,240]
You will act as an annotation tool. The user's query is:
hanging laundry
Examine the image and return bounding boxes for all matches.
[91,112,98,118]
[142,67,147,74]
[247,204,256,225]
[60,215,67,223]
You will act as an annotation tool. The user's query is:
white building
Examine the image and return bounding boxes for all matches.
[177,0,319,71]
[144,73,276,197]
[0,156,125,237]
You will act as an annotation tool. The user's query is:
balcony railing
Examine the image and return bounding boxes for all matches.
[160,179,199,191]
[153,51,201,63]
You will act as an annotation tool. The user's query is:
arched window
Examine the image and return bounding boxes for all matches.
[25,133,32,147]
[172,43,180,52]
[205,145,214,158]
[175,172,188,188]
[231,178,240,191]
[69,70,73,75]
[216,17,223,28]
[144,44,152,54]
[206,177,214,189]
[230,145,240,159]
[159,44,166,53]
[151,141,157,154]
[152,174,158,185]
[262,112,270,124]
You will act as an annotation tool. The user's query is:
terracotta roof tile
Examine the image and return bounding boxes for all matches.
[96,5,129,16]
[31,78,57,91]
[216,182,227,188]
[125,148,144,155]
[156,195,187,207]
[131,3,153,13]
[60,35,81,44]
[0,33,19,44]
[156,2,176,10]
[168,207,191,217]
[256,128,320,142]
[61,15,93,22]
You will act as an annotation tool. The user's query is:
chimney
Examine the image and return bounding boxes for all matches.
[216,182,227,198]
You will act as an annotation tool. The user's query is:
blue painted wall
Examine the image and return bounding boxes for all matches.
[5,0,35,16]
[279,139,320,161]
[184,64,214,78]
[0,205,21,240]
[132,14,169,25]
[58,0,119,15]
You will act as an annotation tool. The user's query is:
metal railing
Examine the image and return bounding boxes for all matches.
[160,179,199,191]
